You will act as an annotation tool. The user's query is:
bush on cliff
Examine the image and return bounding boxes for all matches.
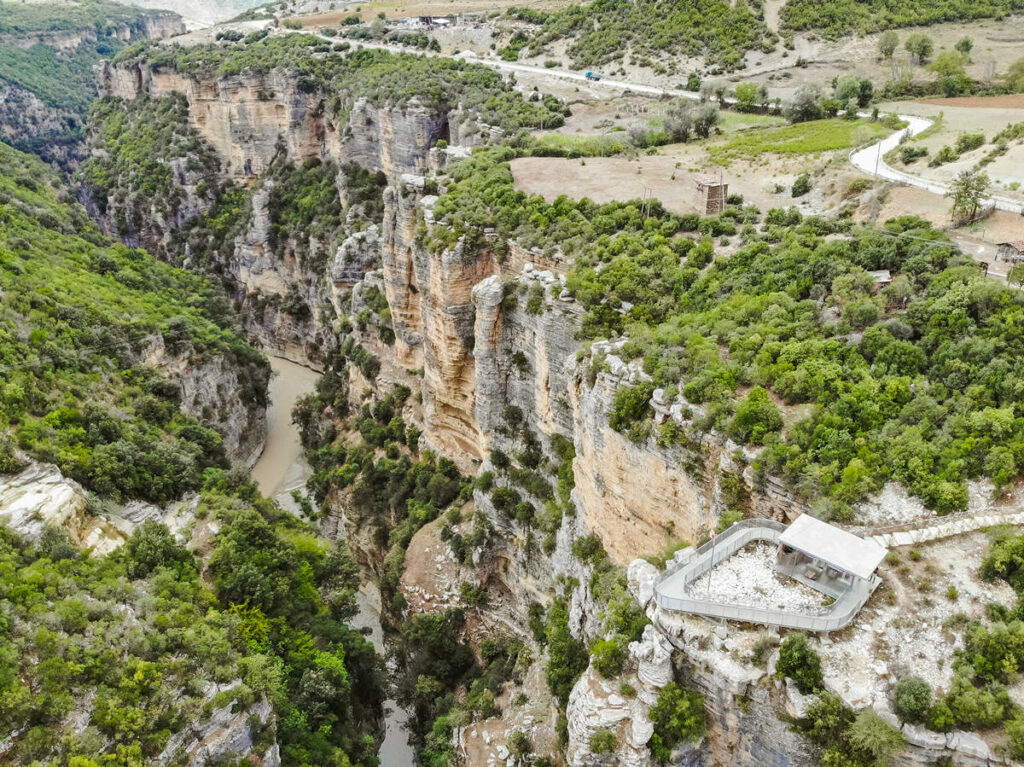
[647,682,706,763]
[728,386,783,445]
[893,676,932,723]
[776,634,823,694]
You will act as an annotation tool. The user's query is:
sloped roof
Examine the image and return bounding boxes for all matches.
[695,174,726,186]
[778,514,886,580]
[1000,241,1024,253]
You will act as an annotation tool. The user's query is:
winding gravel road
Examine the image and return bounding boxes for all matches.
[849,115,1024,214]
[311,31,1023,215]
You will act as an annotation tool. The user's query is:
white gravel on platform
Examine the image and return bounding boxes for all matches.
[685,543,830,616]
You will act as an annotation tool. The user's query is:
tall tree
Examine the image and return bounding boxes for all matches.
[946,169,991,223]
[878,30,899,59]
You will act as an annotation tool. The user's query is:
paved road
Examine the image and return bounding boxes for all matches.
[849,115,1024,215]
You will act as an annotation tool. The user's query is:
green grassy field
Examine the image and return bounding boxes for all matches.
[717,110,789,133]
[708,118,893,164]
[532,132,628,156]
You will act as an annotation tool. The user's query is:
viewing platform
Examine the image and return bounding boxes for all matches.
[653,517,886,633]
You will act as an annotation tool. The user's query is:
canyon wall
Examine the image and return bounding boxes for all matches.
[0,11,184,170]
[84,63,1005,767]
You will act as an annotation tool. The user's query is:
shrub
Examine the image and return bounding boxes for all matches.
[589,728,617,754]
[1007,712,1024,759]
[716,509,745,532]
[954,133,984,154]
[545,598,588,705]
[609,383,655,432]
[847,709,906,765]
[791,173,812,197]
[591,639,625,678]
[510,729,532,759]
[776,634,823,693]
[728,386,782,444]
[0,438,26,474]
[893,677,932,724]
[899,145,927,164]
[647,682,706,763]
[572,534,605,565]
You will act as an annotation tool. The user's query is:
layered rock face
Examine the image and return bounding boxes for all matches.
[0,464,124,554]
[3,12,183,54]
[98,64,446,183]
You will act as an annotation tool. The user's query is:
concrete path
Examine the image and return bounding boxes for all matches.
[867,509,1024,548]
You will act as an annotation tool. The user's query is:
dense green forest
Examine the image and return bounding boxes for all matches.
[0,477,385,767]
[0,140,267,502]
[779,0,1024,38]
[116,35,569,130]
[505,0,774,72]
[431,144,1024,518]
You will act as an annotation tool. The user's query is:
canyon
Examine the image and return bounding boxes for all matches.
[44,43,1021,767]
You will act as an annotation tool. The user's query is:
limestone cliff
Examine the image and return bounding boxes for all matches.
[142,335,268,465]
[81,54,1009,767]
[96,64,450,182]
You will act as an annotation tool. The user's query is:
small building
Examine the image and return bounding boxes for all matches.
[695,174,728,215]
[776,514,886,600]
[997,241,1024,263]
[653,516,886,632]
[868,269,892,289]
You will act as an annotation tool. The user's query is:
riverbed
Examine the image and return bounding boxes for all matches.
[251,355,416,766]
[251,356,320,503]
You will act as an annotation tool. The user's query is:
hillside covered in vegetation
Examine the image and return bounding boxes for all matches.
[432,144,1024,519]
[0,0,180,168]
[779,0,1024,38]
[505,0,774,73]
[0,478,385,767]
[0,140,267,502]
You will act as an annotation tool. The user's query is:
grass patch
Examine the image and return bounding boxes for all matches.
[531,132,628,157]
[717,110,789,133]
[708,118,893,164]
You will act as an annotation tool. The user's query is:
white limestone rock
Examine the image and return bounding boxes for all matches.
[630,624,674,689]
[627,558,658,607]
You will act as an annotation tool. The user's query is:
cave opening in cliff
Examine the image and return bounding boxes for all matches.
[435,118,451,148]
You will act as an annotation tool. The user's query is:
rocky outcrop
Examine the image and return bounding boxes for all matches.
[2,12,183,54]
[143,336,268,465]
[472,265,580,452]
[0,463,125,554]
[97,64,447,183]
[156,689,278,767]
[567,666,659,767]
[0,462,201,555]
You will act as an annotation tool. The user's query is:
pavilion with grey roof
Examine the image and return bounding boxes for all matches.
[776,514,887,600]
[653,515,887,632]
